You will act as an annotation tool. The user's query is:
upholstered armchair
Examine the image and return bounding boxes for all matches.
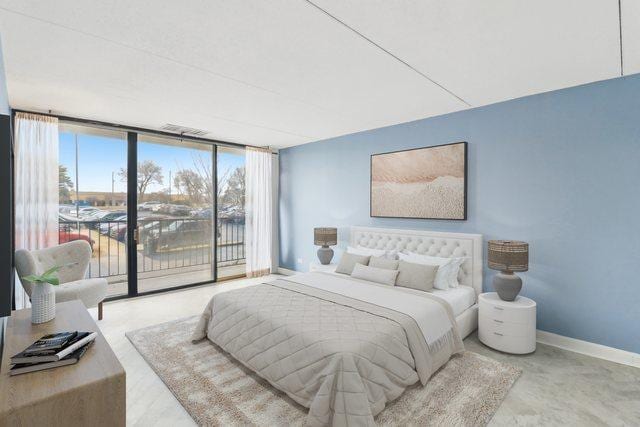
[15,240,108,320]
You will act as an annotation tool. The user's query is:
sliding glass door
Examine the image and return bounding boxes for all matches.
[136,134,216,293]
[57,120,246,299]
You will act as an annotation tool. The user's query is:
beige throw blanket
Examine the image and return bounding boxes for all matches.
[192,272,463,426]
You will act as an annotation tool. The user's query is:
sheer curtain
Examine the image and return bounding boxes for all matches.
[14,112,59,309]
[245,147,272,277]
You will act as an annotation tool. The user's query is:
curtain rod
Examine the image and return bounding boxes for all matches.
[11,108,277,153]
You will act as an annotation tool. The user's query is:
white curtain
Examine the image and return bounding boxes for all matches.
[14,112,59,309]
[245,147,272,277]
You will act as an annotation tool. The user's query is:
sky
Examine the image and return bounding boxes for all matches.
[59,131,245,194]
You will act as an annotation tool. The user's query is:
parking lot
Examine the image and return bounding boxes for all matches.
[59,203,246,296]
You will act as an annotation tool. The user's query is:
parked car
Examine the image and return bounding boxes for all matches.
[109,222,128,242]
[58,204,76,214]
[98,215,127,234]
[150,203,167,212]
[138,201,162,211]
[106,216,173,243]
[191,208,212,218]
[137,217,174,241]
[78,207,102,217]
[80,209,107,222]
[85,211,126,229]
[58,223,95,250]
[167,204,191,216]
[143,219,212,255]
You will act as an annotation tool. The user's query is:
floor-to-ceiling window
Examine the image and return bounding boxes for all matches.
[57,120,246,299]
[216,146,246,280]
[59,123,128,297]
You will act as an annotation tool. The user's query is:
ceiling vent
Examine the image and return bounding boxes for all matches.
[160,123,209,137]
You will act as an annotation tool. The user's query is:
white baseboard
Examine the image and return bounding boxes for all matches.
[277,267,296,276]
[537,330,640,369]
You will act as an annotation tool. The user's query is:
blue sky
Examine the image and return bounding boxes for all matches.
[60,132,244,193]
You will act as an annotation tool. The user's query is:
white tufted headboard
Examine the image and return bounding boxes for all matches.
[350,226,483,296]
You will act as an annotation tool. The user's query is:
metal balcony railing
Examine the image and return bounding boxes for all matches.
[58,218,245,279]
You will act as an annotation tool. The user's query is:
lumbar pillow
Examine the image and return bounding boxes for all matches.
[395,260,439,292]
[335,252,370,275]
[368,256,399,270]
[350,263,399,286]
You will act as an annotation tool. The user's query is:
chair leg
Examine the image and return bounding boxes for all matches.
[98,301,103,320]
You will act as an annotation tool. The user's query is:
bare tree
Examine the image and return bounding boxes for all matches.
[220,167,245,209]
[170,153,245,210]
[189,152,238,206]
[173,169,205,205]
[118,160,163,202]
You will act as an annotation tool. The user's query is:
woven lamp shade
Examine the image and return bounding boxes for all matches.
[488,240,529,272]
[314,227,337,246]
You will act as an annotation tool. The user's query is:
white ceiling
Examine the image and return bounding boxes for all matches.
[0,0,636,148]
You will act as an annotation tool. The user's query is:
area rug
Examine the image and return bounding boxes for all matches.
[127,316,521,426]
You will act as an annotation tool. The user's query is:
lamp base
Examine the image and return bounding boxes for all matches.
[493,271,522,301]
[317,246,334,265]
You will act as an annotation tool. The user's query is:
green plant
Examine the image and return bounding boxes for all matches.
[23,266,62,286]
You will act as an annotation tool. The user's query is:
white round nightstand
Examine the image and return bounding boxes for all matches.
[478,292,537,354]
[309,262,337,273]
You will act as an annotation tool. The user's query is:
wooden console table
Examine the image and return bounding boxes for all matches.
[0,300,125,426]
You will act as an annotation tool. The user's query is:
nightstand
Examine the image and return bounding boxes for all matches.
[309,262,337,273]
[478,292,536,354]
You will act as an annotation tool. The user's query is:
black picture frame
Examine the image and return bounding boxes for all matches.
[370,141,468,220]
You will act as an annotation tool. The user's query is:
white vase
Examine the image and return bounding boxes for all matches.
[31,283,56,324]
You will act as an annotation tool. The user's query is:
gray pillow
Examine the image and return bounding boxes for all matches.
[369,256,399,271]
[335,252,370,275]
[395,260,439,292]
[350,263,399,286]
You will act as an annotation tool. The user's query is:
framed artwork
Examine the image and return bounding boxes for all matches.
[370,142,467,220]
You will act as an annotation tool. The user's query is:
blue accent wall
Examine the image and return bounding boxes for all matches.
[279,74,640,354]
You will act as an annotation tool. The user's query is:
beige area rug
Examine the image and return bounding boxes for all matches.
[127,316,521,426]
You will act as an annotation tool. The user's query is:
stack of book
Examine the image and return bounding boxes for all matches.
[9,331,98,376]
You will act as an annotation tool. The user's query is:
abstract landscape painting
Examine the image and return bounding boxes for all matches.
[370,142,467,220]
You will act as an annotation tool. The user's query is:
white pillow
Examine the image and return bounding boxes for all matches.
[362,246,399,260]
[398,253,449,290]
[350,263,399,286]
[347,246,398,259]
[445,257,466,288]
[398,253,467,290]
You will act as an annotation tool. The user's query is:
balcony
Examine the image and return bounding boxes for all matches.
[59,217,245,297]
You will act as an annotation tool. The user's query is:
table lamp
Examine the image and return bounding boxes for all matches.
[314,227,337,265]
[488,240,529,301]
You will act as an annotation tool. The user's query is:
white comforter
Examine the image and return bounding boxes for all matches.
[192,272,463,426]
[291,272,456,349]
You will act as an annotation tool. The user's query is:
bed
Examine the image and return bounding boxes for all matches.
[192,226,483,426]
[343,226,482,339]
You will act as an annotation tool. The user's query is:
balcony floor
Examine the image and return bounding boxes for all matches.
[105,263,246,297]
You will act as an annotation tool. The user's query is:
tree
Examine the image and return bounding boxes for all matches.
[118,160,163,202]
[59,165,74,201]
[191,152,214,205]
[173,169,205,205]
[172,158,245,210]
[220,167,245,209]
